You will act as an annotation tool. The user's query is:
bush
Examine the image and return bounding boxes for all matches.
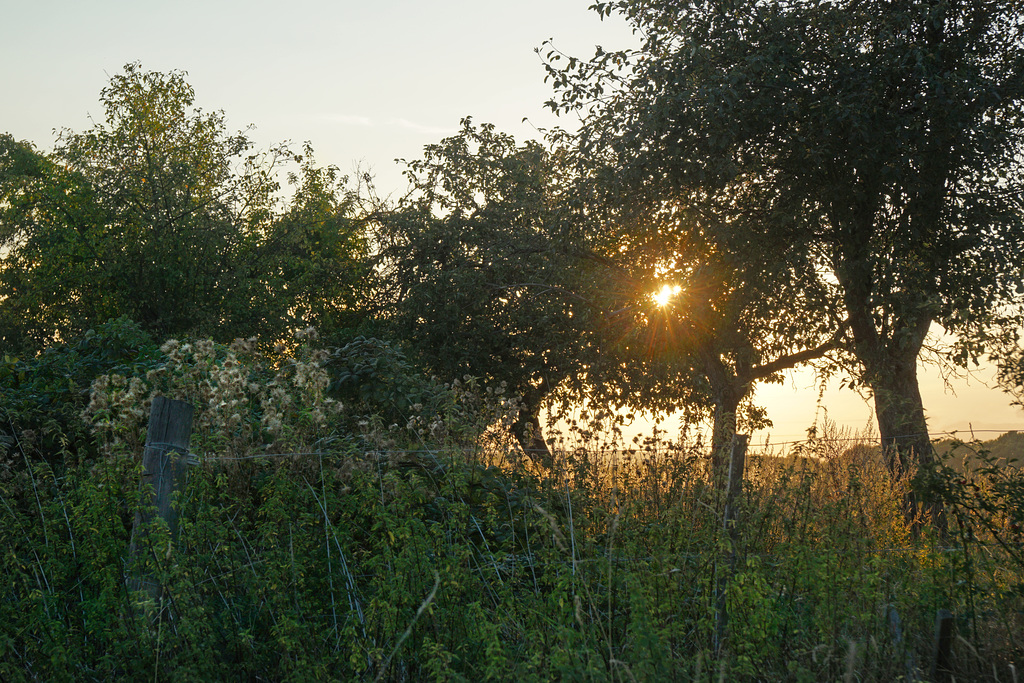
[0,316,160,474]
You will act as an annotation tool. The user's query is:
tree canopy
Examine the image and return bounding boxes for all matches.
[591,179,846,469]
[370,120,611,462]
[0,63,367,354]
[545,0,1024,487]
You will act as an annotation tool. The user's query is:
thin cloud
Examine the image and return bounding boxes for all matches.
[387,117,457,136]
[324,114,375,127]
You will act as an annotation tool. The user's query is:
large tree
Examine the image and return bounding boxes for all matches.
[547,0,1024,488]
[0,63,366,353]
[594,181,846,474]
[371,120,611,464]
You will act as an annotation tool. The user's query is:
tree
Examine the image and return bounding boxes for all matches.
[547,0,1024,494]
[0,63,366,353]
[239,143,369,345]
[371,120,608,464]
[596,183,845,474]
[375,119,842,473]
[0,134,116,352]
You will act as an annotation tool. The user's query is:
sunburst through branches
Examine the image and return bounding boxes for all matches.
[651,284,682,307]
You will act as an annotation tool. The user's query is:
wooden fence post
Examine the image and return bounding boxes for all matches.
[888,605,920,682]
[714,433,749,658]
[723,435,748,535]
[128,395,194,601]
[929,609,955,682]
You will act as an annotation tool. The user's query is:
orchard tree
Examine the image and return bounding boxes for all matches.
[372,120,611,464]
[597,183,846,474]
[546,0,1024,487]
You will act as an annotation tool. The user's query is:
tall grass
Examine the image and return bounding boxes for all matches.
[1,338,1021,681]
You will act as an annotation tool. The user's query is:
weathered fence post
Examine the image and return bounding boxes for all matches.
[888,605,920,681]
[929,609,955,682]
[714,433,749,658]
[723,435,748,534]
[128,395,194,601]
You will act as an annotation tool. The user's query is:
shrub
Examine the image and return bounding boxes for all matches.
[0,316,160,474]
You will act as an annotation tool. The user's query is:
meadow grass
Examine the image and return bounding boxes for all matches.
[1,341,1021,681]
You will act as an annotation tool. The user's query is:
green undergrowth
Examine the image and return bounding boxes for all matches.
[1,334,1022,681]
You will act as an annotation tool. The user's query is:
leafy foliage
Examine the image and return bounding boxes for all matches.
[0,317,160,472]
[2,365,1021,680]
[0,64,367,354]
[4,7,1024,677]
[580,164,845,468]
[372,120,612,460]
[544,0,1024,480]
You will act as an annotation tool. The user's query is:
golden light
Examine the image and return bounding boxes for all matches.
[652,284,682,307]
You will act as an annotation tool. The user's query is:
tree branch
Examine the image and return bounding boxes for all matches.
[742,322,850,383]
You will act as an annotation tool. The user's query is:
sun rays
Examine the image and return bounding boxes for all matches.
[652,284,682,307]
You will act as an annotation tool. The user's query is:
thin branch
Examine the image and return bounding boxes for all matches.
[743,322,850,383]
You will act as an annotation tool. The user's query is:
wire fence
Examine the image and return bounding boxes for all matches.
[142,425,1022,464]
[752,428,1018,449]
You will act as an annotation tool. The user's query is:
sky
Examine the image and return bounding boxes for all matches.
[3,0,1022,445]
[2,0,634,196]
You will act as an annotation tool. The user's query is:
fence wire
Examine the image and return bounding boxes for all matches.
[142,426,1020,463]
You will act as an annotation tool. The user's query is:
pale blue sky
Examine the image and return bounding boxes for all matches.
[3,0,1021,441]
[2,0,636,195]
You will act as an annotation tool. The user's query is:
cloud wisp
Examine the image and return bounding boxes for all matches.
[322,113,456,136]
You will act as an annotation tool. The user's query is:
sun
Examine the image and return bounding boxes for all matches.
[652,284,682,307]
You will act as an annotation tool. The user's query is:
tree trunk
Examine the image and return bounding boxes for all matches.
[835,245,942,527]
[864,350,945,528]
[704,352,745,487]
[710,390,742,486]
[870,357,933,478]
[845,290,942,527]
[514,408,553,469]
